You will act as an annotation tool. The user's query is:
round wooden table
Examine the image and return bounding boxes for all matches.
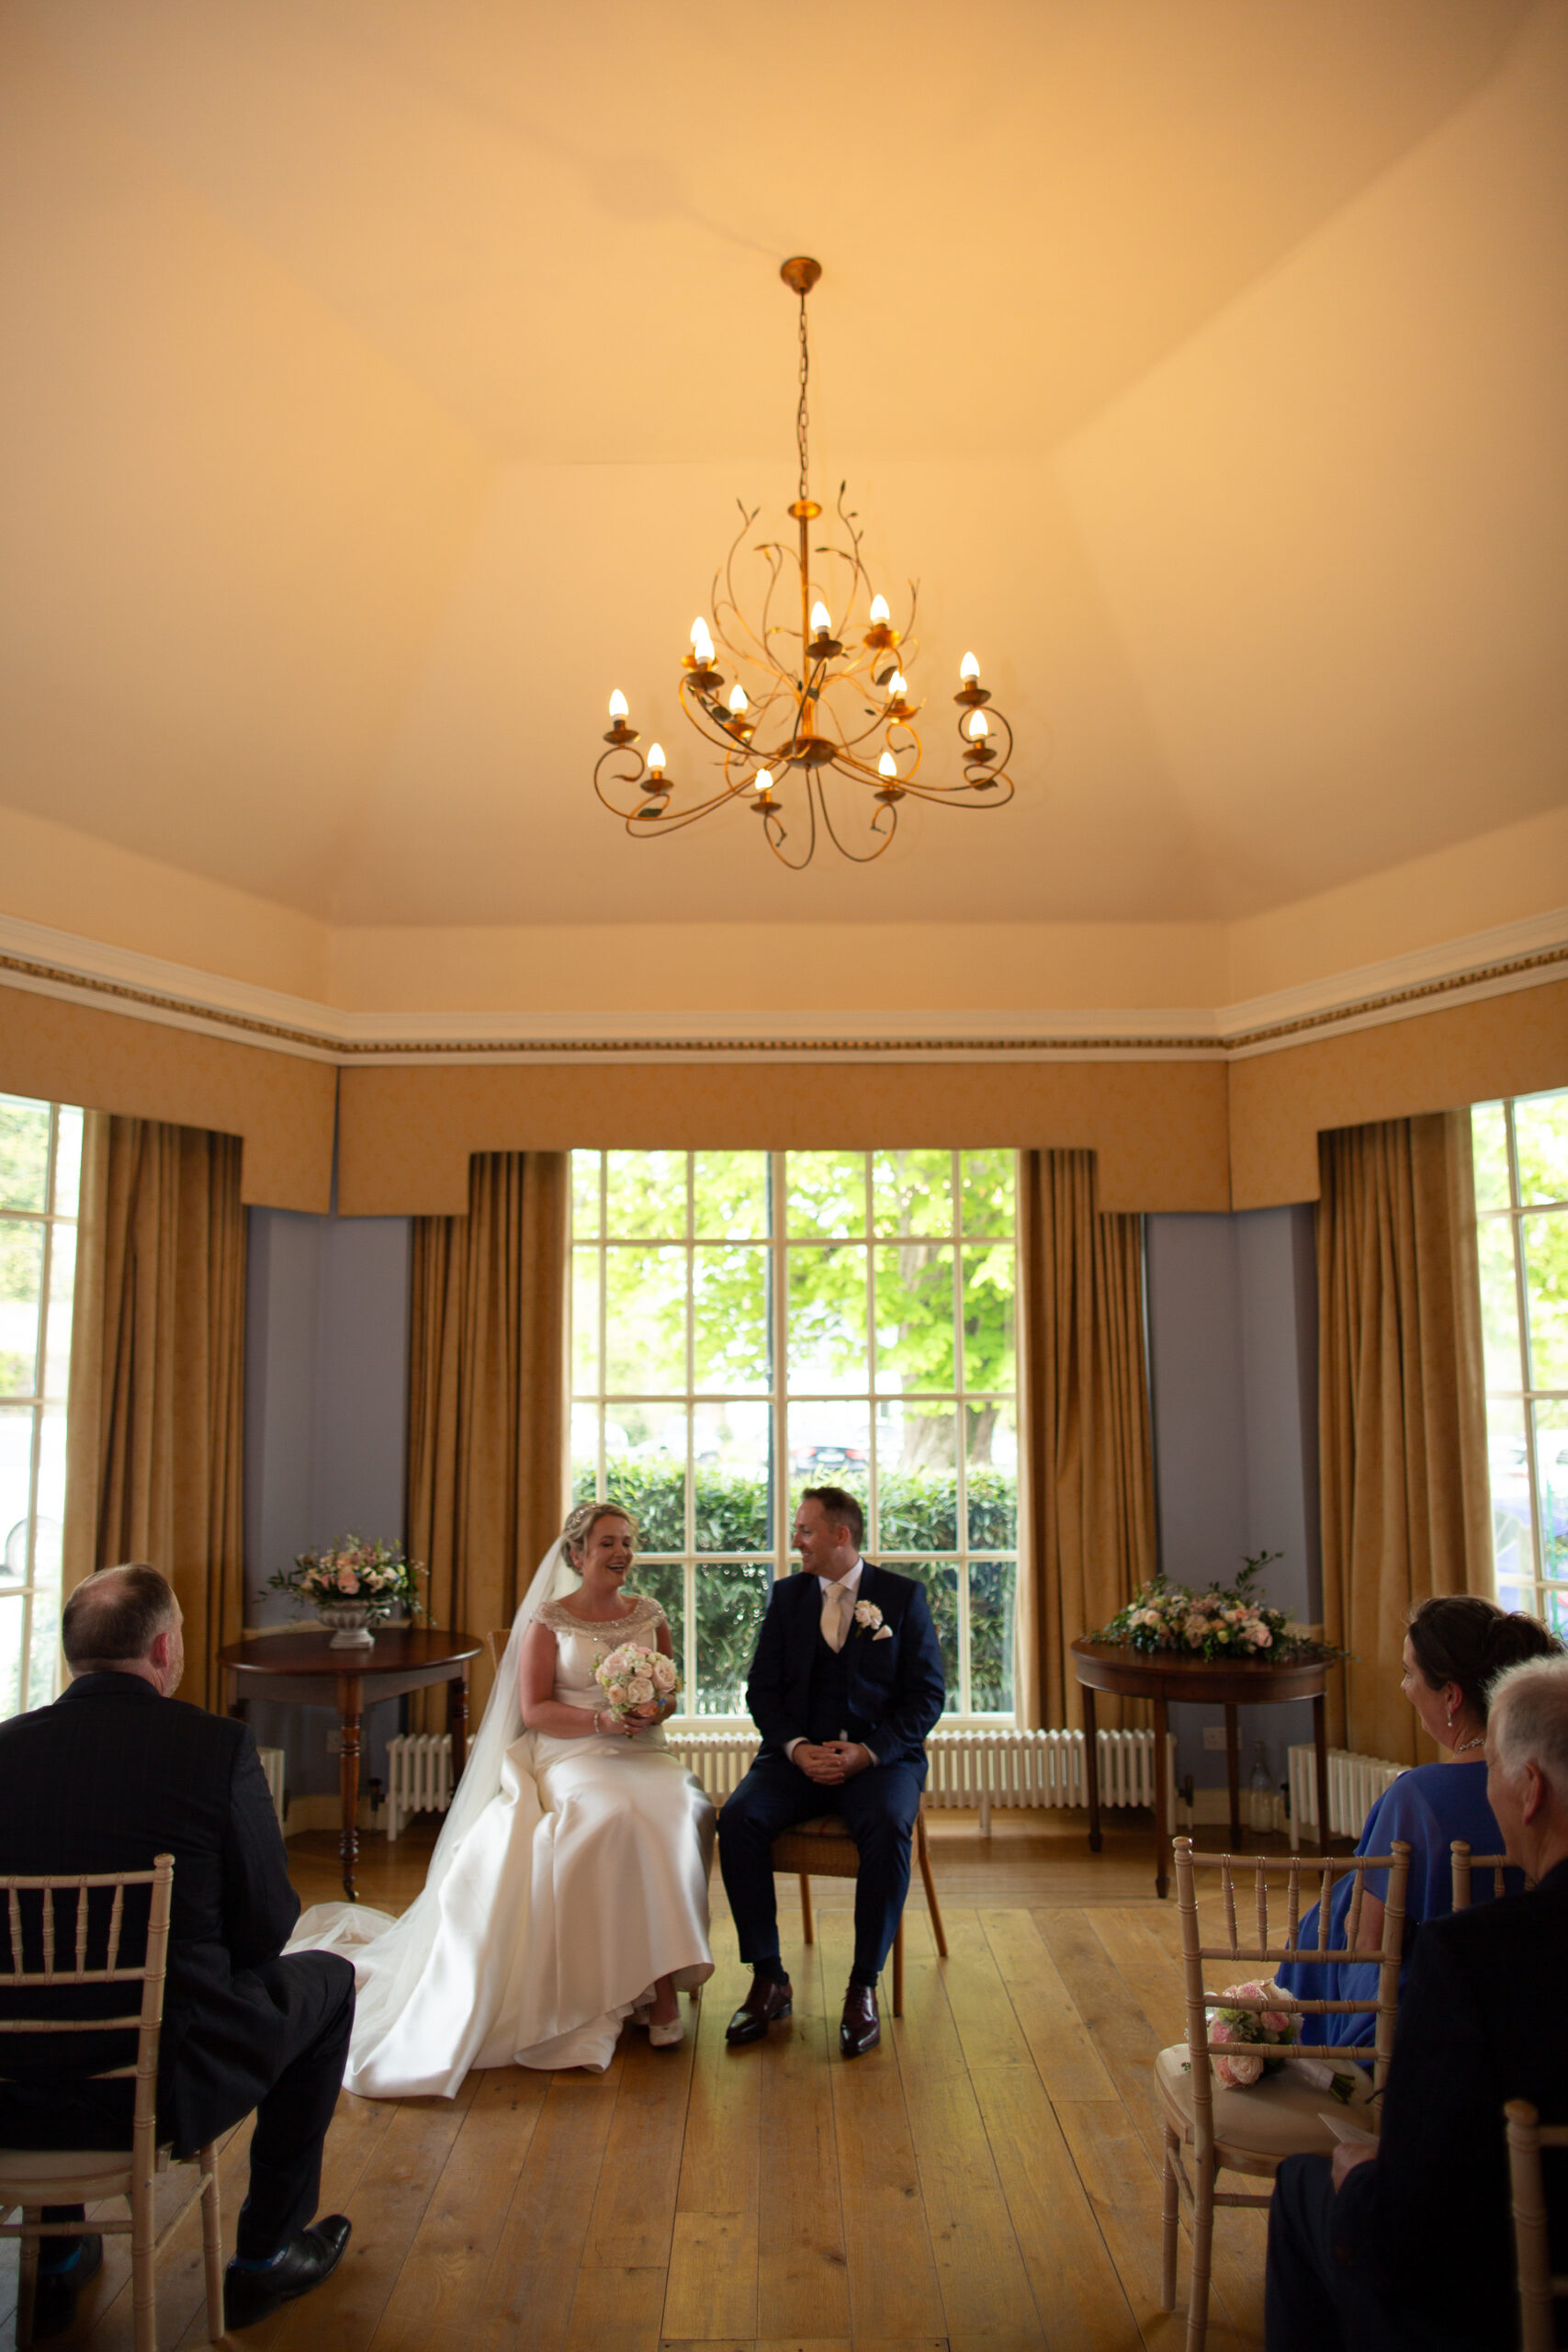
[1070,1637,1339,1899]
[220,1628,484,1901]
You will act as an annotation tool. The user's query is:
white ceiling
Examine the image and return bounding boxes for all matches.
[0,0,1564,929]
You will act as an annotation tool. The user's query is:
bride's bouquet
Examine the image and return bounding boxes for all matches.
[1205,1978,1298,2086]
[595,1641,679,1724]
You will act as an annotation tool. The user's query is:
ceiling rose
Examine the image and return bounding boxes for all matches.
[594,257,1017,869]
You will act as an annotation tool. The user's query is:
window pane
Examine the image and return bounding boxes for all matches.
[0,1220,43,1398]
[606,1149,686,1239]
[52,1106,83,1218]
[0,1597,22,1720]
[694,1405,771,1553]
[1478,1216,1523,1392]
[1486,1396,1534,1611]
[900,1562,960,1713]
[42,1220,75,1401]
[1521,1215,1568,1392]
[970,1558,1016,1713]
[27,1415,62,1709]
[1515,1093,1568,1208]
[961,1149,1015,1236]
[572,1149,603,1238]
[694,1152,769,1239]
[570,1407,599,1503]
[605,1456,686,1553]
[572,1250,600,1393]
[872,1150,952,1238]
[0,1100,50,1213]
[879,1432,960,1552]
[604,1246,687,1393]
[0,1406,33,1580]
[785,1153,865,1238]
[694,1562,772,1714]
[1470,1103,1510,1213]
[1535,1401,1568,1586]
[875,1246,954,1392]
[968,1401,1018,1546]
[964,1242,1016,1394]
[693,1246,769,1391]
[628,1557,685,1690]
[787,1411,869,1542]
[1538,1587,1568,1644]
[787,1247,867,1389]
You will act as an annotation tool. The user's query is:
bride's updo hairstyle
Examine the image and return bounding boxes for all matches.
[562,1500,639,1572]
[1406,1593,1561,1725]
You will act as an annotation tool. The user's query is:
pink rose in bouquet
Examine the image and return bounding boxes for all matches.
[1205,1977,1299,2087]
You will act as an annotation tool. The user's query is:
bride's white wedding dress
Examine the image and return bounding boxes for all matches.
[289,1563,715,2095]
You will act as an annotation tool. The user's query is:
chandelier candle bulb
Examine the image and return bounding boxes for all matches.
[810,598,832,637]
[608,688,629,720]
[728,683,749,714]
[877,752,897,778]
[887,671,908,700]
[968,709,988,740]
[960,651,981,684]
[690,617,715,662]
[647,742,666,776]
[869,594,891,625]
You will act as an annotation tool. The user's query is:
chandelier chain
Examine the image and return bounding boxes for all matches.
[796,293,810,506]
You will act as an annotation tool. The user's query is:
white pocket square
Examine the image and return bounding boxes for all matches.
[873,1624,894,1640]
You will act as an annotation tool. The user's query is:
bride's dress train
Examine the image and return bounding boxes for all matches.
[290,1586,715,2095]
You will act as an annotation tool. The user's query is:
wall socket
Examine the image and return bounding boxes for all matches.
[1201,1724,1229,1752]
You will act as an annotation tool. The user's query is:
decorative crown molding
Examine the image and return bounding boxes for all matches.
[0,907,1563,1066]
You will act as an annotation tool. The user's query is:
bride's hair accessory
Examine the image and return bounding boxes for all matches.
[562,1499,641,1565]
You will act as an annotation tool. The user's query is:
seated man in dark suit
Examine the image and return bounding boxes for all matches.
[1266,1652,1568,2352]
[717,1486,946,2058]
[0,1564,355,2337]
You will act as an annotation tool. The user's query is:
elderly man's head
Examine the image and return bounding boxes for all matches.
[1485,1655,1568,1880]
[61,1564,185,1696]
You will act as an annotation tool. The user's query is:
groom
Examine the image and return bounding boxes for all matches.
[718,1486,946,2057]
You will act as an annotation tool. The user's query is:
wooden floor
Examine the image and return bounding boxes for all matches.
[19,1813,1294,2352]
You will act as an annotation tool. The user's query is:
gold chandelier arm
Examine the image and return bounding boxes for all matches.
[813,772,898,864]
[757,775,818,871]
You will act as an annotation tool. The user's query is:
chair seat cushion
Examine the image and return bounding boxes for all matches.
[1156,2044,1378,2163]
[0,2146,139,2193]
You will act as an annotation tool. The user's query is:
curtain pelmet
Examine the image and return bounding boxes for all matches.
[62,1114,246,1711]
[1316,1111,1491,1762]
[1016,1149,1157,1730]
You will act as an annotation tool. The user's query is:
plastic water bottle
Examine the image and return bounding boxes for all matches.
[1248,1742,1273,1834]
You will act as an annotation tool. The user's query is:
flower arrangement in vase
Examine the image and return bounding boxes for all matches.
[1093,1552,1342,1666]
[268,1537,425,1649]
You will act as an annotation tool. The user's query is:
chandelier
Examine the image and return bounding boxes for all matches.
[594,256,1017,869]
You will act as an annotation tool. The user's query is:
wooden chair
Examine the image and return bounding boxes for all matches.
[0,1856,223,2352]
[770,1800,948,2017]
[1450,1839,1512,1908]
[1157,1836,1411,2352]
[1506,2098,1568,2352]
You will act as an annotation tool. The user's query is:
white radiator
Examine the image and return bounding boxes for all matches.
[255,1747,286,1832]
[1287,1745,1404,1840]
[384,1724,1176,1838]
[385,1732,455,1838]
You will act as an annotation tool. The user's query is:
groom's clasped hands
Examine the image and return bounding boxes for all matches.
[792,1738,873,1785]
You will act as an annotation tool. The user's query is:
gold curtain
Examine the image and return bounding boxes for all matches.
[1316,1111,1492,1763]
[406,1151,568,1722]
[1016,1148,1158,1730]
[62,1114,247,1711]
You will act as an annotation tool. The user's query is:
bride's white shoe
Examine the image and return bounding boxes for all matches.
[648,2013,683,2049]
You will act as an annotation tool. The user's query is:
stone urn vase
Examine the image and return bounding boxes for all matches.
[318,1602,375,1650]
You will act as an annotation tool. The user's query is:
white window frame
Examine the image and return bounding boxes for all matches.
[1475,1090,1568,1621]
[0,1098,82,1718]
[570,1148,1020,1727]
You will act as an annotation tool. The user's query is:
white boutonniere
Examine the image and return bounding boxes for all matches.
[873,1625,893,1640]
[852,1600,884,1634]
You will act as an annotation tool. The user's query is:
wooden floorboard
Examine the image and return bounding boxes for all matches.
[53,1815,1280,2352]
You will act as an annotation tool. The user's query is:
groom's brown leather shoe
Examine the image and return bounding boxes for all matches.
[840,1979,880,2058]
[725,1973,793,2044]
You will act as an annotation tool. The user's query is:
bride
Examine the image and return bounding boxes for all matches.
[290,1501,715,2094]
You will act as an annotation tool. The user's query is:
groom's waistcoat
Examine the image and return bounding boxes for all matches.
[805,1625,853,1745]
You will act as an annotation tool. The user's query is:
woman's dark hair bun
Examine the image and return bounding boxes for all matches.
[1406,1592,1562,1725]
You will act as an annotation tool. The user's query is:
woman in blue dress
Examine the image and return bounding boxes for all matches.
[1276,1594,1560,2043]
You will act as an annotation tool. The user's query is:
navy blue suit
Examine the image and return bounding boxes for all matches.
[717,1563,946,1978]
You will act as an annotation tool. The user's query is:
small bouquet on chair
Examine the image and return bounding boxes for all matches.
[594,1643,679,1724]
[1205,1979,1299,2086]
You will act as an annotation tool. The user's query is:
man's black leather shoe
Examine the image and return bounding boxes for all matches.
[840,1979,880,2058]
[32,2233,102,2341]
[223,2215,352,2332]
[725,1973,793,2044]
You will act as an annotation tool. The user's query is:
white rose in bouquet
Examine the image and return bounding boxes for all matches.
[627,1675,655,1704]
[651,1655,679,1692]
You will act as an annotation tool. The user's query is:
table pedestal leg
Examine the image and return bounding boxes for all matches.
[337,1674,363,1902]
[449,1673,469,1781]
[1082,1687,1102,1852]
[1224,1701,1242,1846]
[1153,1695,1170,1900]
[1313,1691,1332,1855]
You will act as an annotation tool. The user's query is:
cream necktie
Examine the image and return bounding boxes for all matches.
[821,1578,852,1653]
